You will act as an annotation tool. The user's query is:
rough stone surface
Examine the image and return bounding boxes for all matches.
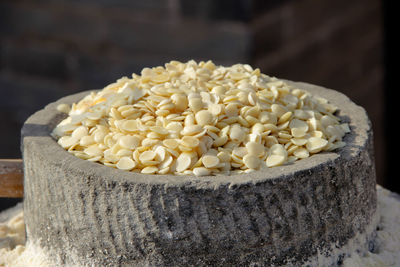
[21,81,378,267]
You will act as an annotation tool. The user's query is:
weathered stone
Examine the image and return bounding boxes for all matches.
[21,81,378,266]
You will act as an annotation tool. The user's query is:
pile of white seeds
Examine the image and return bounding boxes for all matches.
[52,60,350,176]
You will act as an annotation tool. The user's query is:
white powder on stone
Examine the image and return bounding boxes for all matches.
[1,185,399,267]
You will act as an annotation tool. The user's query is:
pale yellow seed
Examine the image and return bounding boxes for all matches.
[195,110,213,126]
[269,144,287,157]
[141,166,158,174]
[116,157,136,171]
[158,167,170,174]
[246,141,264,157]
[202,155,220,168]
[225,103,238,117]
[243,154,260,169]
[291,138,308,146]
[149,126,169,135]
[139,151,157,162]
[189,98,203,112]
[181,125,203,136]
[181,136,200,148]
[176,153,192,172]
[213,135,228,147]
[209,104,223,115]
[278,111,292,124]
[271,104,287,117]
[163,139,179,149]
[71,126,88,139]
[217,151,231,162]
[58,136,78,149]
[121,120,139,132]
[232,146,248,158]
[84,145,103,157]
[158,154,174,169]
[293,148,310,159]
[118,135,140,149]
[266,154,286,167]
[193,167,211,176]
[229,125,245,143]
[80,135,95,146]
[306,137,328,153]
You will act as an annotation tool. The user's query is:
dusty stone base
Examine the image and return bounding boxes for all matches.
[21,81,378,266]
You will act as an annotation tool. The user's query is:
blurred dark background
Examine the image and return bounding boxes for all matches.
[0,0,395,210]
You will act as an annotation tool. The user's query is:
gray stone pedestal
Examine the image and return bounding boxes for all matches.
[21,81,377,266]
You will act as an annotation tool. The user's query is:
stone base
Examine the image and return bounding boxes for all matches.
[21,81,377,266]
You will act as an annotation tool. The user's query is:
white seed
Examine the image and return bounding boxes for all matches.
[58,136,78,149]
[291,138,308,146]
[293,148,310,159]
[116,157,136,170]
[202,155,220,168]
[71,126,88,139]
[121,120,139,132]
[246,142,264,157]
[139,151,157,163]
[84,145,103,157]
[181,136,200,148]
[266,154,286,167]
[80,135,95,146]
[176,153,192,172]
[306,137,328,153]
[141,166,158,174]
[163,139,179,149]
[229,125,245,143]
[118,135,140,149]
[195,110,213,126]
[243,154,260,169]
[193,167,211,176]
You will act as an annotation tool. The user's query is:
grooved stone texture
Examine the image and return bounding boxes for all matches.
[21,81,377,266]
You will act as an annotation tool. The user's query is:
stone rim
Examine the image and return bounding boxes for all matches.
[22,80,371,188]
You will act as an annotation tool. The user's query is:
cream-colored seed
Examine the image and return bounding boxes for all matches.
[163,139,179,149]
[71,126,88,139]
[246,142,264,157]
[84,145,103,157]
[80,135,95,146]
[119,135,140,149]
[141,166,158,174]
[195,110,213,126]
[243,154,260,169]
[121,120,138,132]
[176,153,192,172]
[266,154,286,167]
[139,151,157,162]
[189,98,203,112]
[193,167,211,176]
[306,137,328,153]
[54,60,348,176]
[202,155,220,168]
[229,125,245,143]
[58,136,78,149]
[116,157,136,170]
[293,148,310,159]
[180,136,199,148]
[291,138,308,146]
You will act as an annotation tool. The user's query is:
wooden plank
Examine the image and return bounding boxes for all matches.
[0,159,23,198]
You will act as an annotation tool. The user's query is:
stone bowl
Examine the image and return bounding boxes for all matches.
[21,81,378,267]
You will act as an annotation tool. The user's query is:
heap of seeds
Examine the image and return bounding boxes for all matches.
[52,60,350,176]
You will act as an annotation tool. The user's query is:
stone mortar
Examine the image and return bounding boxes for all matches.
[21,81,377,267]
